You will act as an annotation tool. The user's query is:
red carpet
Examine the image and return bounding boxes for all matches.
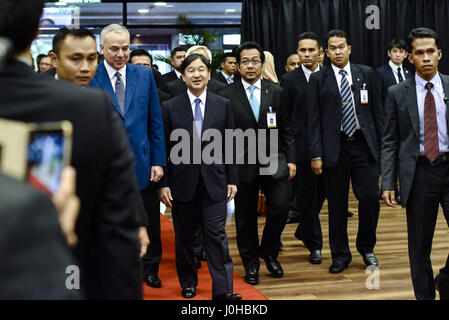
[143,214,268,300]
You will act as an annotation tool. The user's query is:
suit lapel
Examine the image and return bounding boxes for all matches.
[125,64,138,116]
[386,66,398,85]
[296,67,308,96]
[440,73,449,133]
[351,64,364,110]
[180,93,194,139]
[404,77,420,142]
[259,80,272,123]
[235,81,258,124]
[323,67,341,105]
[202,92,218,132]
[97,63,121,115]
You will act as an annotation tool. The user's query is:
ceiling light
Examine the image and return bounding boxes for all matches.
[155,2,167,6]
[138,9,150,14]
[225,9,236,14]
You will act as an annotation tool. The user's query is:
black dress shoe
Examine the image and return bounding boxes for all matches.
[286,214,300,224]
[213,293,242,300]
[435,275,449,300]
[244,268,259,285]
[329,260,350,274]
[362,253,378,267]
[309,250,322,264]
[264,256,284,278]
[181,287,196,299]
[144,273,161,288]
[194,256,202,269]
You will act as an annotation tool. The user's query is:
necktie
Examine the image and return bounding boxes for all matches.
[423,82,439,163]
[115,71,125,115]
[194,98,203,139]
[227,76,234,84]
[249,85,260,121]
[339,69,357,137]
[397,67,404,82]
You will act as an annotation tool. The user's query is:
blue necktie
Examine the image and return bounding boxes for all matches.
[249,85,260,121]
[194,98,203,139]
[397,67,404,82]
[227,76,234,84]
[115,71,125,115]
[339,69,357,137]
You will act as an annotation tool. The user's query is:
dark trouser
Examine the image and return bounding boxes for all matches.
[192,211,204,258]
[141,183,162,276]
[235,175,289,271]
[323,131,380,263]
[406,157,449,300]
[171,177,233,298]
[294,161,326,251]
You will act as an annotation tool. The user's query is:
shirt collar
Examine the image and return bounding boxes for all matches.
[221,70,233,80]
[242,77,262,91]
[187,88,207,106]
[104,60,126,81]
[174,69,182,79]
[331,62,351,78]
[389,60,403,71]
[415,72,441,91]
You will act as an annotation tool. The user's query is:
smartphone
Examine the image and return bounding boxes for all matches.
[0,118,73,196]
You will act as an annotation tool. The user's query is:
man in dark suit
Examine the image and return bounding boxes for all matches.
[307,30,383,274]
[280,32,325,264]
[89,24,166,289]
[382,27,449,300]
[213,52,239,85]
[0,171,81,299]
[375,38,412,112]
[164,45,226,99]
[160,46,186,91]
[0,0,143,299]
[130,49,171,104]
[220,42,296,284]
[158,53,241,300]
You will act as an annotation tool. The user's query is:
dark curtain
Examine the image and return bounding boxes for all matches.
[241,0,449,77]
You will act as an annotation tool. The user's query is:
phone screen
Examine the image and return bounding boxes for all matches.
[26,130,65,196]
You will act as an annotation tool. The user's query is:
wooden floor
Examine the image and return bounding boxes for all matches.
[165,191,449,300]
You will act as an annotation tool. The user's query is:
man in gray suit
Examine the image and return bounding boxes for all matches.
[382,27,449,300]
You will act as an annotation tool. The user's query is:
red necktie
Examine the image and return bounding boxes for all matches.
[424,82,439,163]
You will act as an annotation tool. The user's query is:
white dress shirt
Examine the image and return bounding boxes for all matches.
[187,88,206,119]
[242,77,262,106]
[221,70,234,84]
[331,62,361,130]
[415,73,449,154]
[302,64,320,82]
[104,60,127,91]
[389,60,406,84]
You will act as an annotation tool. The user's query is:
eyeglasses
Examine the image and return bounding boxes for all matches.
[240,59,261,66]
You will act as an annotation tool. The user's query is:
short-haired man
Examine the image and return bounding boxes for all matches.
[50,28,98,86]
[130,49,169,102]
[36,54,52,72]
[307,30,383,274]
[160,45,187,87]
[165,45,226,98]
[284,53,300,73]
[0,0,144,299]
[279,31,325,265]
[382,27,449,300]
[213,52,239,85]
[159,53,241,300]
[375,38,411,112]
[89,24,166,289]
[220,42,296,285]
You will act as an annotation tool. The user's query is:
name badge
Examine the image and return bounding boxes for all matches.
[267,107,277,128]
[360,83,368,104]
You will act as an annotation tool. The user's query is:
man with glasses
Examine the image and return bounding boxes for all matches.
[220,42,296,285]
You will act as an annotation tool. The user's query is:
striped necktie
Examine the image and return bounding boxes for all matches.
[397,67,404,82]
[115,71,125,115]
[339,69,356,137]
[424,82,439,163]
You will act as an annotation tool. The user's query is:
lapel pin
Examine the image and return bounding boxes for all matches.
[357,78,360,82]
